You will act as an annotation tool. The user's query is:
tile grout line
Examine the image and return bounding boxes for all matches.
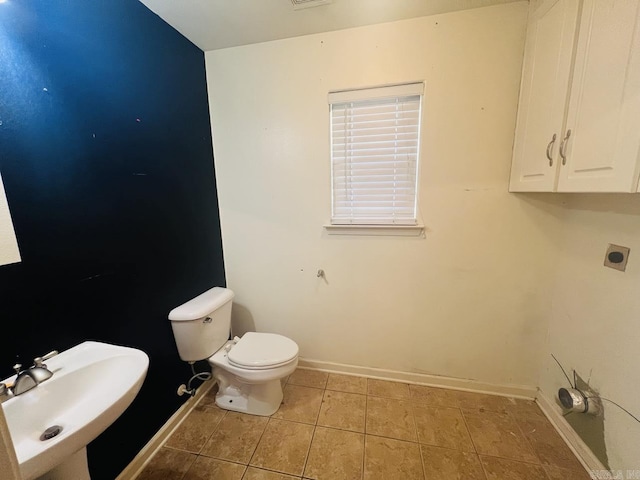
[459,408,478,455]
[147,390,221,470]
[163,406,228,459]
[246,416,273,470]
[270,368,328,478]
[409,393,427,480]
[181,449,199,480]
[507,409,545,467]
[362,380,369,480]
[357,430,486,454]
[198,414,270,466]
[464,409,549,467]
[299,383,325,478]
[477,452,560,480]
[197,409,227,456]
[478,453,491,480]
[416,440,428,480]
[304,373,329,478]
[460,405,488,475]
[245,465,303,479]
[300,421,317,478]
[179,449,195,480]
[477,452,561,468]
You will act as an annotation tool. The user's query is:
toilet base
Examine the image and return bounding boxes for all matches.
[213,368,284,416]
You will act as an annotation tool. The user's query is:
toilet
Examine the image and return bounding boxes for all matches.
[168,287,298,416]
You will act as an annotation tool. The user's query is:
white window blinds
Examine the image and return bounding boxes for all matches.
[329,83,423,225]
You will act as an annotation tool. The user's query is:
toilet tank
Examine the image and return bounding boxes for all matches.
[168,287,235,362]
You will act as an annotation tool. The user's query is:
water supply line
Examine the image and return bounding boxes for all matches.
[177,362,212,397]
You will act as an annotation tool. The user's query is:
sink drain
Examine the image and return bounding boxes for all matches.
[40,425,63,441]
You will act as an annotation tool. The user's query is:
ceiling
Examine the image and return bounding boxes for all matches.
[138,0,523,51]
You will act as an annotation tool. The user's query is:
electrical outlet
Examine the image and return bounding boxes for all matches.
[604,244,630,272]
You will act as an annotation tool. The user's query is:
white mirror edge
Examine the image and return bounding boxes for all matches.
[0,172,21,266]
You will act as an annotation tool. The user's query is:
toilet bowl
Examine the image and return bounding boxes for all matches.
[168,287,299,416]
[210,332,298,415]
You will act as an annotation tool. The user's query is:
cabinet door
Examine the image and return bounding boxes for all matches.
[509,0,580,192]
[558,0,640,192]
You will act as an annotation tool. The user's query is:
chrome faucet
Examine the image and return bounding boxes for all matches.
[30,353,57,383]
[12,364,38,395]
[9,350,58,396]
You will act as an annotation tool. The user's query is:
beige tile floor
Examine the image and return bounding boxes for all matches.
[137,369,592,480]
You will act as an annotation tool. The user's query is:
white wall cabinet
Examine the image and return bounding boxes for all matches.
[510,0,640,193]
[510,0,580,192]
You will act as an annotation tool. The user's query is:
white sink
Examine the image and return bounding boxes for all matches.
[1,341,149,480]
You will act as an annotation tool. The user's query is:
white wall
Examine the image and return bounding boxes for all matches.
[539,194,640,471]
[206,2,564,388]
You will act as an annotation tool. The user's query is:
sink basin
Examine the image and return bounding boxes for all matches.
[1,341,149,480]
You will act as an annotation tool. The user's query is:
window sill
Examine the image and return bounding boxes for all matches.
[323,224,425,237]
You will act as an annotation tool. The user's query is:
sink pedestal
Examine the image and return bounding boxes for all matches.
[35,448,89,480]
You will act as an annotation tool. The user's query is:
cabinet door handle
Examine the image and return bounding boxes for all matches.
[546,133,557,166]
[559,129,572,165]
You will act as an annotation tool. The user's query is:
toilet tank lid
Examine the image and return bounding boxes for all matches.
[168,287,235,321]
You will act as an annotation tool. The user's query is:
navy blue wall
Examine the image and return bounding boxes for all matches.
[0,1,225,478]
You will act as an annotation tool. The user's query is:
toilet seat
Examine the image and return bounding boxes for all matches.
[227,332,298,370]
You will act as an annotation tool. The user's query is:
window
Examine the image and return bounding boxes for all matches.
[328,82,424,231]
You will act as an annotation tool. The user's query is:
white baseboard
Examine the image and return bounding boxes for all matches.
[298,357,537,399]
[536,389,606,474]
[116,380,215,480]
